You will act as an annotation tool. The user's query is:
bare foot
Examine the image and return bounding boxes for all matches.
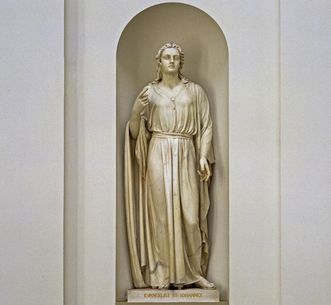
[194,278,215,289]
[158,283,170,289]
[173,283,184,289]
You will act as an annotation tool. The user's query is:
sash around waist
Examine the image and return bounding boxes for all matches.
[152,131,193,140]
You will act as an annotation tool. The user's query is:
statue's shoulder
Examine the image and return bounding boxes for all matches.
[142,82,154,89]
[186,81,205,93]
[183,79,196,90]
[139,82,154,96]
[146,81,158,92]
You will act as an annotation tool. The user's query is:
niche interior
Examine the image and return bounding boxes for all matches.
[116,3,229,301]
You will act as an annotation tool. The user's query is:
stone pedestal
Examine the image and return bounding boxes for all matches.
[127,288,220,303]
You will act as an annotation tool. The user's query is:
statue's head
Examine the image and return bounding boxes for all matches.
[154,42,187,83]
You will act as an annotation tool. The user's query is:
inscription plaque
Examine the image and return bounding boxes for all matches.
[127,288,220,303]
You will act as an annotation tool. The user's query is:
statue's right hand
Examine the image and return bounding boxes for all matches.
[132,86,150,115]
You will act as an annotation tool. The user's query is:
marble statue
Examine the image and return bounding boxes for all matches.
[124,42,215,290]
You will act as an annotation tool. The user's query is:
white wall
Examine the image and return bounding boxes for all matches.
[64,0,116,305]
[2,1,330,305]
[0,1,64,305]
[281,1,331,305]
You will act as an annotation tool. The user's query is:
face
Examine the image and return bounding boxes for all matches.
[160,48,181,75]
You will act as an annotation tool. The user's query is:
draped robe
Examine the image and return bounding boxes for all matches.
[124,81,214,288]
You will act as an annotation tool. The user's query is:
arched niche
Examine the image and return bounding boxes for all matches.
[116,3,229,301]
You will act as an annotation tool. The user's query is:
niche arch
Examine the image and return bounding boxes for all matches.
[116,3,229,301]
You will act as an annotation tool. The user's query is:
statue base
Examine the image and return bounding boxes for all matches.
[127,288,220,303]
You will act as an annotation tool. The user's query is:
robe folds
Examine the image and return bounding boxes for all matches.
[124,81,214,288]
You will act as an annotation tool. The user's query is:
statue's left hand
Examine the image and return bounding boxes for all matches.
[198,157,211,182]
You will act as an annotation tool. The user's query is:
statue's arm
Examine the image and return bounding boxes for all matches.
[129,86,150,139]
[196,84,213,182]
[197,86,213,159]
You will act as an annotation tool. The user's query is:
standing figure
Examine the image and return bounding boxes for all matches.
[124,42,215,289]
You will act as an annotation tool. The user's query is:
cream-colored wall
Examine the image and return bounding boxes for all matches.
[0,1,64,305]
[280,2,331,305]
[116,4,229,301]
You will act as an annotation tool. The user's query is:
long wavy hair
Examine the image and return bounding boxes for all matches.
[153,42,188,84]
